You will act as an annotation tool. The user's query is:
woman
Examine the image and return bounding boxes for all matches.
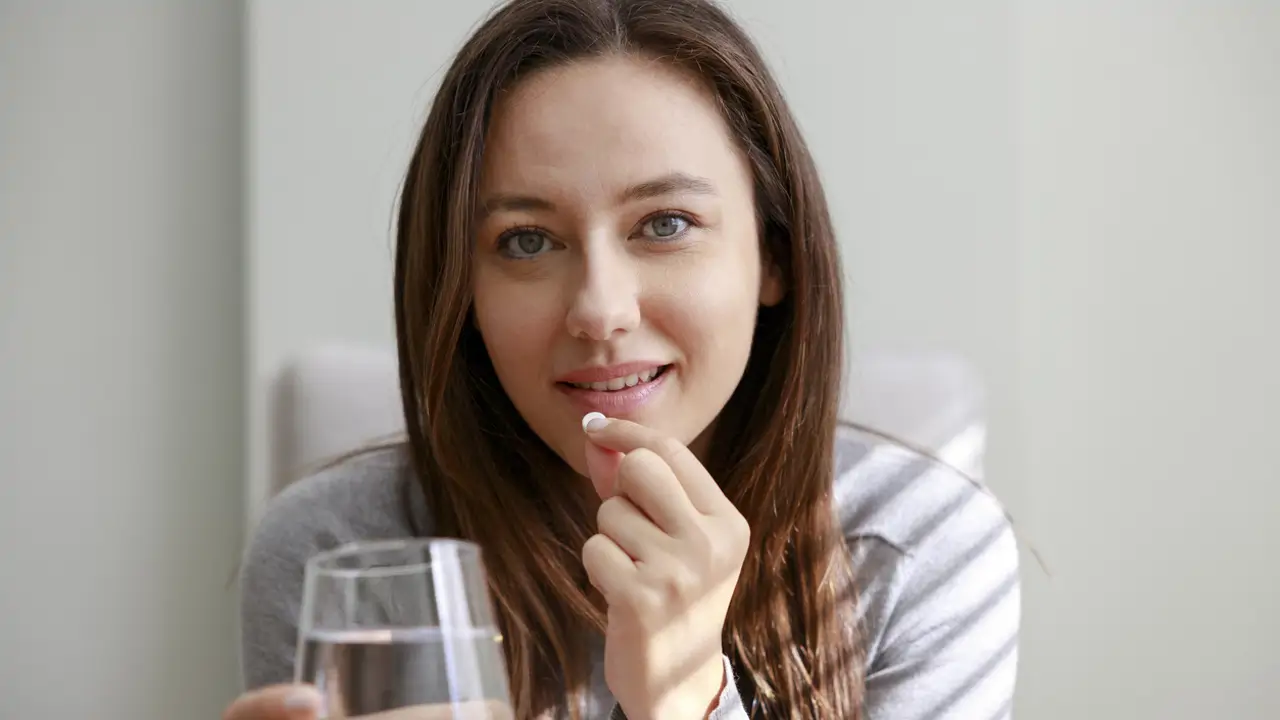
[227,0,1019,718]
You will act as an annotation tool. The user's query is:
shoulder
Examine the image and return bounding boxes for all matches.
[832,426,1020,675]
[239,444,423,689]
[243,444,425,598]
[250,445,422,553]
[832,425,1012,560]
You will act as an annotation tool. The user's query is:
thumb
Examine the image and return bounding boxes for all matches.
[582,413,623,499]
[585,437,622,499]
[223,684,323,720]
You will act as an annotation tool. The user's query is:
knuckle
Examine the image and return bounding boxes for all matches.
[659,566,701,604]
[595,496,624,530]
[620,446,658,470]
[710,539,741,571]
[686,522,714,555]
[582,533,609,563]
[616,448,661,488]
[657,436,687,460]
[626,584,664,618]
[698,516,749,570]
[581,535,611,588]
[686,515,716,548]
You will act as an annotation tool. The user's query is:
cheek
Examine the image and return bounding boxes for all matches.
[642,255,760,445]
[473,270,561,391]
[650,252,762,385]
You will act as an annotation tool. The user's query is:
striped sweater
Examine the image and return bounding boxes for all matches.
[240,426,1020,718]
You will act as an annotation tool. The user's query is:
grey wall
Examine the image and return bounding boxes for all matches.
[1014,3,1280,717]
[0,3,244,717]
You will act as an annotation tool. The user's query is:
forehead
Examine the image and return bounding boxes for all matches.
[480,55,748,195]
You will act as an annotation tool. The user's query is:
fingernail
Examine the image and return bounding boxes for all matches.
[582,412,609,432]
[283,686,323,711]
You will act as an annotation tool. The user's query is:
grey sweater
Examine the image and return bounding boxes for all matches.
[240,426,1020,718]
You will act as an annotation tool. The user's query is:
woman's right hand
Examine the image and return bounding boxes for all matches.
[222,685,324,720]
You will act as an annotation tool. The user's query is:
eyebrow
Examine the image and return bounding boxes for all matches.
[478,172,718,219]
[621,172,717,203]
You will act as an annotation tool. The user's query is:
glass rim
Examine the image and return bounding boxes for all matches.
[306,537,482,579]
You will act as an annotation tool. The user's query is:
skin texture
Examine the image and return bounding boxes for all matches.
[581,417,750,719]
[472,55,783,478]
[471,56,779,718]
[225,55,782,720]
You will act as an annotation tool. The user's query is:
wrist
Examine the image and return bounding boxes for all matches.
[666,652,728,720]
[622,653,730,720]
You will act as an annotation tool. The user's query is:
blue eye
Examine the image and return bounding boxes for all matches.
[641,214,691,240]
[500,230,551,259]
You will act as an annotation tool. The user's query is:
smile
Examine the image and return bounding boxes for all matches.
[554,363,673,416]
[562,365,670,392]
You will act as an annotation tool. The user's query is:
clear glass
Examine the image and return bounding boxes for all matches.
[295,538,512,719]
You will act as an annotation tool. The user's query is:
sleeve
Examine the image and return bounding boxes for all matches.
[859,500,1022,719]
[706,652,751,720]
[238,485,335,690]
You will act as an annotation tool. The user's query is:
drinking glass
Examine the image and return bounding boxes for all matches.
[295,538,512,719]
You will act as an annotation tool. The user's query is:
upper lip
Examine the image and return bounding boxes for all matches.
[556,361,669,384]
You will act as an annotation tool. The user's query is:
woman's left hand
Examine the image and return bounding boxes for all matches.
[580,416,749,720]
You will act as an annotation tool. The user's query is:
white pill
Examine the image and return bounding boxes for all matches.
[582,412,606,432]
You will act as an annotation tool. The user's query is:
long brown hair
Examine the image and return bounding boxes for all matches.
[393,0,861,716]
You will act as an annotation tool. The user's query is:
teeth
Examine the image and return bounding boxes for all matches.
[569,366,665,391]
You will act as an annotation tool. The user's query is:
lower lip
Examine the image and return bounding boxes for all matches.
[556,367,672,417]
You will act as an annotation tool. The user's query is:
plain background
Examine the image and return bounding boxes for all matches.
[1,1,1276,717]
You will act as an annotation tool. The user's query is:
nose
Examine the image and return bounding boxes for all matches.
[564,240,641,341]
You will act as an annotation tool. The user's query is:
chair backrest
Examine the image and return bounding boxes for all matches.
[269,344,984,495]
[269,344,403,492]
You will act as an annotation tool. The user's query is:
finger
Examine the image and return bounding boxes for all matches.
[353,699,514,719]
[583,417,726,514]
[614,448,698,535]
[223,684,323,720]
[584,437,623,499]
[597,495,672,560]
[582,532,636,600]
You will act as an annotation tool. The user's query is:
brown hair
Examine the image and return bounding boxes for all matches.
[393,0,861,716]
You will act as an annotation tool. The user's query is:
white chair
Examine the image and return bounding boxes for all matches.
[268,344,984,496]
[268,344,404,492]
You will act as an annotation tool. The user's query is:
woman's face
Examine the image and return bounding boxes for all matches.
[473,55,782,477]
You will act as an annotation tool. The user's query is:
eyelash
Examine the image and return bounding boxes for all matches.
[494,211,698,259]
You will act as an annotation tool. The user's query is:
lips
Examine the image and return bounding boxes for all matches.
[554,363,674,416]
[563,365,668,392]
[555,361,670,385]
